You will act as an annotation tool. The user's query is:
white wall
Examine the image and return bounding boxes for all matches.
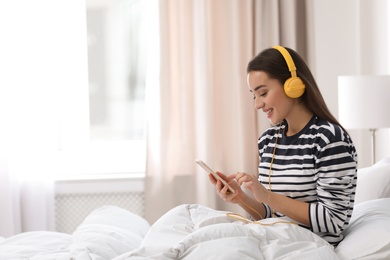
[312,0,390,168]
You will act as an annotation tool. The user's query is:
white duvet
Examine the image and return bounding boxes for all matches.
[2,199,390,260]
[114,204,337,260]
[0,206,150,260]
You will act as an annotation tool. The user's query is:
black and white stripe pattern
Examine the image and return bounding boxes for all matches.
[258,116,357,246]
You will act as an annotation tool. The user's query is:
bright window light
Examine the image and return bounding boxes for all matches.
[87,0,148,141]
[0,0,159,180]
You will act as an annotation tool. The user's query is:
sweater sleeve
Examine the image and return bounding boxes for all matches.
[309,134,357,240]
[262,203,273,219]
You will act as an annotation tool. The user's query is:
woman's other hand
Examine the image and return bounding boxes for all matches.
[234,172,269,204]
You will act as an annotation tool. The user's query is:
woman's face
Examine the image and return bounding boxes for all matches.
[247,70,294,125]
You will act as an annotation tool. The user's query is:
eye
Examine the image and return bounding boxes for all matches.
[252,91,267,100]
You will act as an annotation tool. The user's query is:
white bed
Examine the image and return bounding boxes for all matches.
[1,158,390,260]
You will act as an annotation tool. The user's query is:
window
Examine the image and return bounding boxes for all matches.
[57,0,159,179]
[87,0,147,141]
[1,0,157,180]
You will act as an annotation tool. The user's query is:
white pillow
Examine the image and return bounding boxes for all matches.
[70,206,151,259]
[335,198,390,259]
[78,205,150,238]
[354,157,390,204]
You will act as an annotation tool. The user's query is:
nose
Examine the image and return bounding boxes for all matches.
[254,98,264,110]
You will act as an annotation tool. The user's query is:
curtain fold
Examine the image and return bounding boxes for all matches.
[0,116,55,236]
[145,0,258,223]
[253,0,310,53]
[0,153,21,237]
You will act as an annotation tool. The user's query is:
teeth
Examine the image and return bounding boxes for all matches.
[267,109,273,115]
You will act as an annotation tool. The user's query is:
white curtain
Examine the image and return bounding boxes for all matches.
[145,0,312,224]
[0,0,88,237]
[0,151,21,236]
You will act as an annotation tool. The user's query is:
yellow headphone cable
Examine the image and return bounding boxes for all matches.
[226,125,297,226]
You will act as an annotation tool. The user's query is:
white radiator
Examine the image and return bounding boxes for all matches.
[54,175,145,234]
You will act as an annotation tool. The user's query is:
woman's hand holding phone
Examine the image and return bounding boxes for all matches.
[195,159,235,193]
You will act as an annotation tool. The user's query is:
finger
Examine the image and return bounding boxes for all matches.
[244,180,252,189]
[215,171,229,182]
[227,179,239,191]
[234,172,246,182]
[226,174,237,181]
[223,187,238,201]
[221,182,228,192]
[215,179,224,192]
[216,180,225,194]
[234,172,243,178]
[235,175,247,186]
[208,173,217,184]
[219,186,230,201]
[236,173,254,186]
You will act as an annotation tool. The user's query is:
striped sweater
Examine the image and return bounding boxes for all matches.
[258,115,357,246]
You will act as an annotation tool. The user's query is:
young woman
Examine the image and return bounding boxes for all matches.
[209,46,357,246]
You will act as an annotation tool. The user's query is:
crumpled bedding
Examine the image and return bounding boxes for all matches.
[2,199,390,260]
[0,205,150,260]
[113,204,338,260]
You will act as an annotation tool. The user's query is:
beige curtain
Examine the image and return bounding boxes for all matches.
[145,0,312,224]
[253,0,311,55]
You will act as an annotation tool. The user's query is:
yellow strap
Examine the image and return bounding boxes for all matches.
[272,45,297,78]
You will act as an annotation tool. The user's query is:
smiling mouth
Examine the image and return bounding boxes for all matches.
[266,109,274,116]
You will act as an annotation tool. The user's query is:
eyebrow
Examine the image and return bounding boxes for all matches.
[249,85,265,93]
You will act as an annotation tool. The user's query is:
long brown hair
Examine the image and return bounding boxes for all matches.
[247,47,346,133]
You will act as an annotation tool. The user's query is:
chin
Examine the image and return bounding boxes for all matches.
[269,119,282,127]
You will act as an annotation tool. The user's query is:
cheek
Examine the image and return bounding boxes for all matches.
[272,89,295,115]
[271,87,288,105]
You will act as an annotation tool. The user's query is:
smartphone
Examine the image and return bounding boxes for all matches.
[195,159,235,193]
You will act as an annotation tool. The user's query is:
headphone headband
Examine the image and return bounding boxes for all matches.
[272,45,297,78]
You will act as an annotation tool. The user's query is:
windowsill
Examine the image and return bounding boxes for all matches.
[51,140,146,182]
[9,140,146,182]
[54,172,145,194]
[54,172,145,181]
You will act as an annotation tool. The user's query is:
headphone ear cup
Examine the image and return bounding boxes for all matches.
[284,77,305,98]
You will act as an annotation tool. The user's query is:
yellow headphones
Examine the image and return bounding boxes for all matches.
[272,46,305,98]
